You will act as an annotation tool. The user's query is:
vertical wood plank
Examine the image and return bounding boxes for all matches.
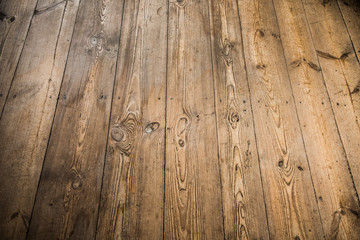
[236,0,325,238]
[273,0,360,238]
[0,1,79,239]
[302,0,360,194]
[209,0,270,239]
[27,0,124,239]
[96,0,167,239]
[0,0,38,112]
[164,0,224,239]
[337,0,360,61]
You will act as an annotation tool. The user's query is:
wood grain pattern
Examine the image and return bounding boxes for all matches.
[96,0,167,239]
[273,0,360,238]
[237,0,325,238]
[0,0,79,239]
[209,0,270,239]
[164,0,224,239]
[0,0,37,112]
[302,0,360,195]
[337,0,360,61]
[27,0,124,238]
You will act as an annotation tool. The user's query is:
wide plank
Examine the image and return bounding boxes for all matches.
[0,0,37,112]
[96,0,167,239]
[0,0,79,239]
[208,0,270,239]
[237,0,325,238]
[302,0,360,194]
[164,0,224,238]
[273,0,360,238]
[27,0,124,238]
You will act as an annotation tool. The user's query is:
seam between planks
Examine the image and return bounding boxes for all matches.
[206,0,226,239]
[300,0,360,205]
[234,0,271,238]
[162,0,170,239]
[94,1,126,239]
[25,1,82,238]
[0,0,40,119]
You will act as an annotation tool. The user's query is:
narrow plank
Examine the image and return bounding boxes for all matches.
[27,0,124,238]
[272,0,360,238]
[337,0,360,61]
[96,0,167,239]
[0,0,37,112]
[236,0,325,238]
[208,0,270,239]
[0,0,79,239]
[164,0,224,238]
[302,0,360,194]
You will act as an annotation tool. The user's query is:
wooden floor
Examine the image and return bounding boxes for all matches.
[1,0,360,239]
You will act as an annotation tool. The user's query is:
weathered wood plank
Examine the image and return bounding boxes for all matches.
[164,0,224,239]
[237,0,325,238]
[209,0,270,239]
[96,0,167,239]
[273,0,360,238]
[0,0,37,113]
[0,0,79,239]
[26,0,124,239]
[302,0,360,195]
[337,0,360,61]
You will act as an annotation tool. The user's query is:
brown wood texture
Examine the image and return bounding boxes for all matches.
[0,0,359,239]
[0,0,79,239]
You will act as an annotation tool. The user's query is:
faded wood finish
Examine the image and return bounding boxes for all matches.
[338,0,360,61]
[0,0,37,112]
[273,0,360,238]
[164,0,224,239]
[27,0,124,239]
[302,0,360,194]
[237,0,325,238]
[96,0,167,239]
[0,0,79,239]
[209,0,269,239]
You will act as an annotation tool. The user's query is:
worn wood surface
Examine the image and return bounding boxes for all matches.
[0,0,359,239]
[0,0,79,239]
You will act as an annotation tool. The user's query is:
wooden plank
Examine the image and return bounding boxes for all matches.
[302,0,360,194]
[337,0,360,61]
[272,0,360,238]
[96,0,167,239]
[0,0,79,239]
[0,0,37,112]
[236,0,326,238]
[208,0,270,239]
[26,0,124,239]
[164,0,224,239]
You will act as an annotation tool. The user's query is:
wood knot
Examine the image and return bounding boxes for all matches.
[178,139,185,147]
[256,29,265,37]
[111,127,125,142]
[72,177,82,190]
[0,12,15,23]
[278,160,284,167]
[145,122,160,133]
[228,109,240,129]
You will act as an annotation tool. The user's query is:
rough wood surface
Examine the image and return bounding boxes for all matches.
[0,0,79,239]
[164,0,224,239]
[27,0,124,239]
[209,0,270,239]
[273,0,360,238]
[96,0,167,239]
[338,0,360,61]
[302,0,360,195]
[0,0,359,238]
[237,0,325,238]
[0,0,37,113]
